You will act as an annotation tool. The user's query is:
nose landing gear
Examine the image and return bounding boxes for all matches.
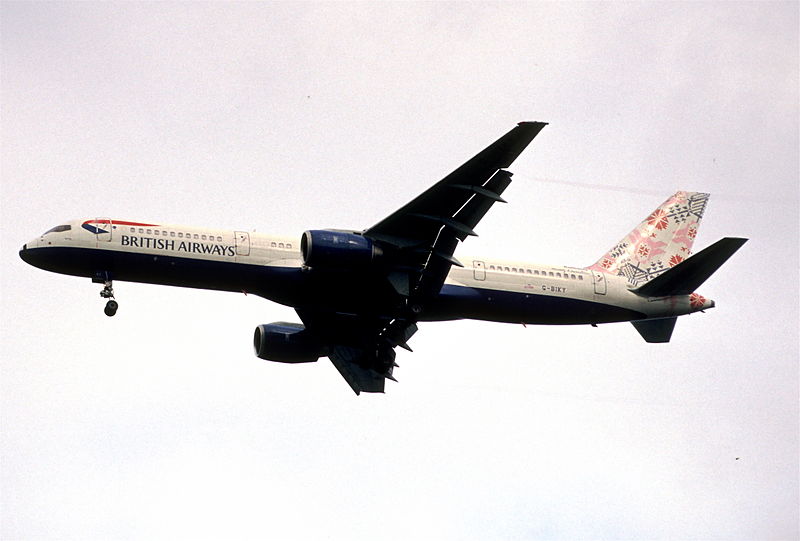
[100,281,118,317]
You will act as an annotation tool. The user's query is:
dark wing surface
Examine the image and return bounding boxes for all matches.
[364,121,547,299]
[297,309,418,395]
[305,122,547,394]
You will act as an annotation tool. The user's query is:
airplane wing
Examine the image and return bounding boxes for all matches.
[297,309,417,395]
[364,121,547,300]
[306,122,547,394]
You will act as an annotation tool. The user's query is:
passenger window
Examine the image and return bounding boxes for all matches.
[171,232,176,237]
[154,230,159,236]
[556,273,561,278]
[287,243,292,249]
[548,272,554,277]
[279,243,285,249]
[504,267,510,272]
[534,270,540,275]
[130,228,135,233]
[271,242,277,248]
[139,228,144,233]
[201,235,207,241]
[571,274,576,280]
[217,236,222,242]
[511,267,517,273]
[579,275,584,281]
[193,234,199,240]
[146,229,152,235]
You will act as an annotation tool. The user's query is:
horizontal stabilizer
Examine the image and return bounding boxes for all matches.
[632,237,747,298]
[632,317,677,343]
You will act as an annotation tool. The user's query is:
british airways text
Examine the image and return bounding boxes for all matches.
[121,235,236,257]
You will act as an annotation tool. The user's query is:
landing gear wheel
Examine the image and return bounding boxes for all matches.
[104,300,118,317]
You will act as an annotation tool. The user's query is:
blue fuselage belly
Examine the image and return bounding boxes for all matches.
[19,246,400,313]
[20,246,304,305]
[19,246,644,325]
[424,284,644,325]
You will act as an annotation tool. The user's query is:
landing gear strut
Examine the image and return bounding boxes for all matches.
[100,281,118,317]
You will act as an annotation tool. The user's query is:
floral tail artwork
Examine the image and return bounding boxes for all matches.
[588,191,710,287]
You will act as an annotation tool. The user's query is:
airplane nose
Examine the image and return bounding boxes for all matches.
[19,243,38,266]
[19,241,54,271]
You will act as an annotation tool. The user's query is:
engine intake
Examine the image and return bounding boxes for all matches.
[253,322,327,363]
[301,230,382,268]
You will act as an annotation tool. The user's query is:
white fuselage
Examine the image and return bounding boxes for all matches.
[20,218,709,326]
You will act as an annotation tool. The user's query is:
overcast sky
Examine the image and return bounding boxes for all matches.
[2,2,798,540]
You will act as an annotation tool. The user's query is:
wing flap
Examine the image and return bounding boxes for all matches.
[329,346,387,395]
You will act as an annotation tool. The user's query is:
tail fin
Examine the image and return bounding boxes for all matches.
[632,237,748,297]
[588,191,710,287]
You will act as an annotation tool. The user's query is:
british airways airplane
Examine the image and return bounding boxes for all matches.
[19,122,746,394]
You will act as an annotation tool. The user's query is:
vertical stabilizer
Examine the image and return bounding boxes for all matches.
[588,191,710,287]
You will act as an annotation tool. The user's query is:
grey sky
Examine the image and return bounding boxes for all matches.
[2,2,798,540]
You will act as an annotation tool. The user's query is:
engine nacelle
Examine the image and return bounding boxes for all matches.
[253,322,327,363]
[300,230,382,268]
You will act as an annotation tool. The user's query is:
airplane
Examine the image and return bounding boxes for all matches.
[19,122,747,395]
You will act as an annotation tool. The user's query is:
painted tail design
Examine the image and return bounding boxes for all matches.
[588,191,710,287]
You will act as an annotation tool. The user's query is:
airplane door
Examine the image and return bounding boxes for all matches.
[592,271,607,295]
[235,231,250,256]
[473,260,486,281]
[96,218,112,242]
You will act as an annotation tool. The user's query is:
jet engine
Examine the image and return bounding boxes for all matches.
[300,230,382,268]
[253,322,328,363]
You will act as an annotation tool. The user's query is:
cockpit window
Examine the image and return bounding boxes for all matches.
[43,225,71,235]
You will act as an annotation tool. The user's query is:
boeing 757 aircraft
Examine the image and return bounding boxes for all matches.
[20,122,747,394]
